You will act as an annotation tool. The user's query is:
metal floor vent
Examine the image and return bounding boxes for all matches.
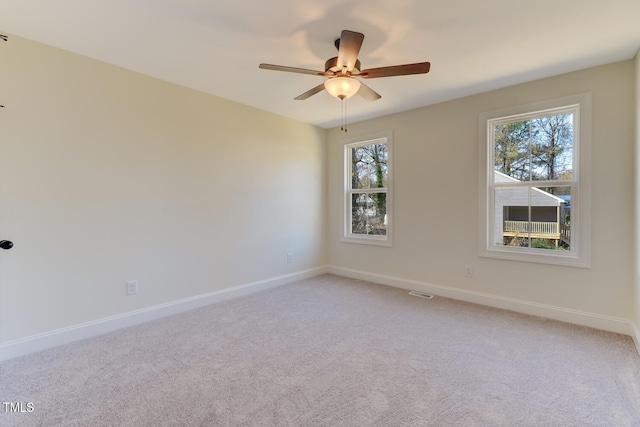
[408,290,434,299]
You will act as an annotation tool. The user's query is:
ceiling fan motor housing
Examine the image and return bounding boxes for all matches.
[325,57,361,74]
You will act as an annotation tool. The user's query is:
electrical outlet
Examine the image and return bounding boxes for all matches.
[464,265,473,277]
[126,280,139,295]
[286,253,293,263]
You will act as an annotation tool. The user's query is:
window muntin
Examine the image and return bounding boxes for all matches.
[480,94,590,267]
[343,133,392,246]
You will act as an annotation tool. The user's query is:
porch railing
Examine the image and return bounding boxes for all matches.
[503,221,558,235]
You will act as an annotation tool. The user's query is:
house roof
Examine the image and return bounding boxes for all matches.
[494,171,567,206]
[1,1,639,128]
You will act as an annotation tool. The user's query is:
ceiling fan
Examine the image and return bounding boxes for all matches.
[259,30,431,102]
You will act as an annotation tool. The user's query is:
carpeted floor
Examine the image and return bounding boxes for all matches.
[1,274,639,426]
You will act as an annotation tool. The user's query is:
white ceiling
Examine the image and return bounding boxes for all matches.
[1,0,640,128]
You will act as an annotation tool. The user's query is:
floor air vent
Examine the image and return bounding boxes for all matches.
[408,290,434,299]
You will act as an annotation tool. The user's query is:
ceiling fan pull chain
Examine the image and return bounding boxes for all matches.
[340,98,348,132]
[344,98,348,132]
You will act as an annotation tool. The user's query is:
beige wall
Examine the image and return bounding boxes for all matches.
[1,34,637,350]
[327,61,635,319]
[635,50,640,336]
[0,36,327,344]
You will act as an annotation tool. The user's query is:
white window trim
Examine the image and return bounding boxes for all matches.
[341,130,393,247]
[478,93,591,268]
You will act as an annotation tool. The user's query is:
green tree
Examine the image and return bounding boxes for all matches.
[494,121,530,180]
[370,144,386,218]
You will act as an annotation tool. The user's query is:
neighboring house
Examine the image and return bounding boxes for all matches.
[494,171,570,248]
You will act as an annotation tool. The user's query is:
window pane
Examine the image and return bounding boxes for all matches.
[351,144,388,189]
[494,121,531,181]
[531,114,573,181]
[495,185,571,251]
[494,113,574,182]
[494,186,527,247]
[351,192,387,236]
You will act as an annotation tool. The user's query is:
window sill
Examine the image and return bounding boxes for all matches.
[479,246,590,268]
[340,235,392,247]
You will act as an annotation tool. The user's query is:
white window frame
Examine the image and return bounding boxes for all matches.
[478,93,591,267]
[342,130,393,246]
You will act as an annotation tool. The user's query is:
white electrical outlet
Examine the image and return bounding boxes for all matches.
[464,265,473,277]
[126,280,139,295]
[286,253,293,263]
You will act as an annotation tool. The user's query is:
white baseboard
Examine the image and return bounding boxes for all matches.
[327,266,636,339]
[3,265,636,362]
[632,323,640,356]
[0,266,328,362]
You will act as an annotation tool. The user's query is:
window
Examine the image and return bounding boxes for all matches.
[342,131,392,246]
[479,94,591,267]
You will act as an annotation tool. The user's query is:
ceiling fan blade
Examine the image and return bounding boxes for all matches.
[357,82,382,101]
[259,63,326,76]
[337,30,364,72]
[294,83,326,100]
[360,62,431,79]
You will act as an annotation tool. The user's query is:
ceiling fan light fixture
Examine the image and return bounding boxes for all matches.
[324,76,361,99]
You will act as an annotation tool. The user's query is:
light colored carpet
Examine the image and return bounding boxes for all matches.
[1,274,639,426]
